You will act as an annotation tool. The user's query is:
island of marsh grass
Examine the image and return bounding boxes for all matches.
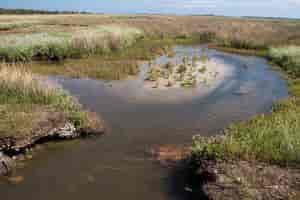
[0,64,96,138]
[0,25,144,62]
[192,46,300,166]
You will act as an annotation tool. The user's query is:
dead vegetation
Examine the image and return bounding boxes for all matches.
[0,14,299,46]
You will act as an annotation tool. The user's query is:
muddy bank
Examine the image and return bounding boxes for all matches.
[189,158,300,200]
[0,111,105,176]
[153,145,300,200]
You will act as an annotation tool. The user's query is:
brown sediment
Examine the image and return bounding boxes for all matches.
[150,145,191,167]
[0,111,105,153]
[191,158,300,200]
[152,145,300,200]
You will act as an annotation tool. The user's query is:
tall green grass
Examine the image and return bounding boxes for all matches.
[0,25,144,62]
[269,46,300,76]
[192,98,300,165]
[0,64,78,111]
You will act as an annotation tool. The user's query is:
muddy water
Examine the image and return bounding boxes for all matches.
[0,46,288,200]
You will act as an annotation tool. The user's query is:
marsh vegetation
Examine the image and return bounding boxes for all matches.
[192,46,300,166]
[0,13,299,200]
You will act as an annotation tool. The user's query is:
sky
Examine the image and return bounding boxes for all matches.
[1,0,300,18]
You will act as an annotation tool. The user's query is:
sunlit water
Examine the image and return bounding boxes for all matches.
[0,46,288,200]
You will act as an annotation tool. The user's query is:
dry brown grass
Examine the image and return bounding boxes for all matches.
[0,63,103,138]
[0,14,299,46]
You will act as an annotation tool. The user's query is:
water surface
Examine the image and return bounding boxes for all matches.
[0,46,288,200]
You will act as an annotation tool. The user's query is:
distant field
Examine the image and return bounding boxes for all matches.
[0,14,299,46]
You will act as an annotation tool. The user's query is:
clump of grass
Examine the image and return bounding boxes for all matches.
[182,56,189,66]
[192,97,300,165]
[198,66,207,74]
[268,46,300,77]
[0,63,88,132]
[199,31,217,43]
[145,67,161,81]
[163,61,174,73]
[177,64,187,74]
[0,25,144,62]
[181,78,197,88]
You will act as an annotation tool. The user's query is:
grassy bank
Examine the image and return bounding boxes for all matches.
[192,46,300,166]
[0,63,99,138]
[24,37,175,80]
[0,25,143,62]
[28,59,140,80]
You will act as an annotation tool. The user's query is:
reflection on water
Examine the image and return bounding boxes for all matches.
[0,46,288,200]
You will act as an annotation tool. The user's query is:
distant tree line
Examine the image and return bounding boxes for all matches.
[0,8,91,15]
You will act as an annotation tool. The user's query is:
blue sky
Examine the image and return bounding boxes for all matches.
[1,0,300,18]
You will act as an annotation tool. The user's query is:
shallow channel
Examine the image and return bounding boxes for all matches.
[0,46,288,200]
